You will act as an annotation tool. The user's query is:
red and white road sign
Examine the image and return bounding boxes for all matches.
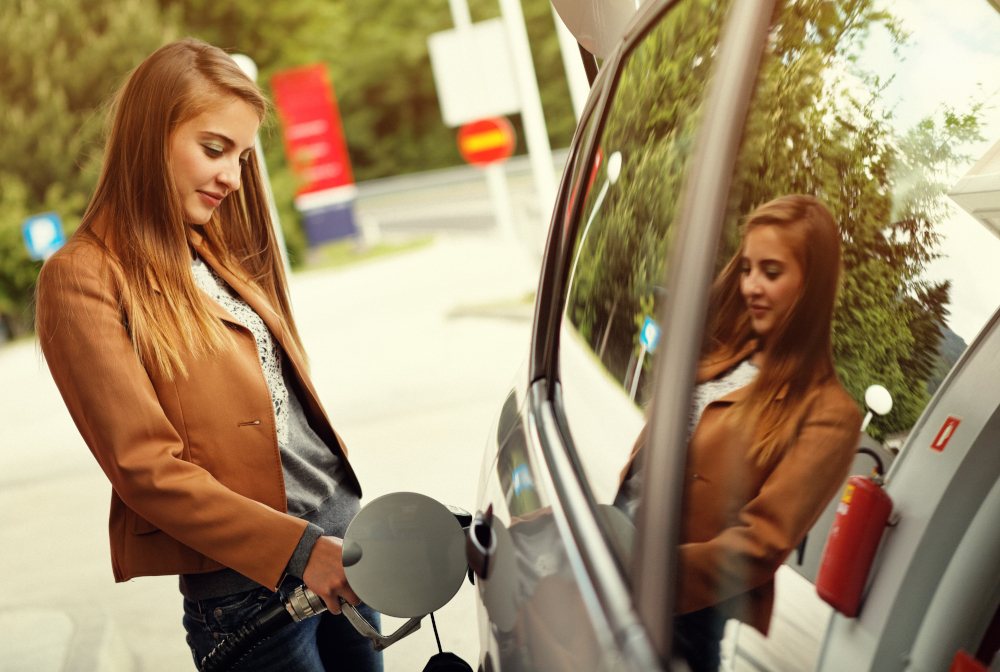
[458,118,516,166]
[930,415,962,452]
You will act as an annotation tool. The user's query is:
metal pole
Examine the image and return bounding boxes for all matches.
[496,0,558,223]
[551,7,591,121]
[484,164,518,244]
[232,54,292,278]
[448,0,523,262]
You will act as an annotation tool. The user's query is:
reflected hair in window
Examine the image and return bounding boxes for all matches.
[703,195,842,465]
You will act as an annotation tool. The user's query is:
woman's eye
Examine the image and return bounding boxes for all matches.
[202,144,224,158]
[239,153,251,166]
[739,261,750,274]
[763,264,782,279]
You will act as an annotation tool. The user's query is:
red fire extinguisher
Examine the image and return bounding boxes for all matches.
[815,448,894,618]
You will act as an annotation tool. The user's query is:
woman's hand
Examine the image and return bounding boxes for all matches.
[302,536,361,615]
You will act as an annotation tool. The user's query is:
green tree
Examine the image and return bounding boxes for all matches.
[564,0,978,437]
[724,1,987,439]
[0,0,177,335]
[159,0,576,255]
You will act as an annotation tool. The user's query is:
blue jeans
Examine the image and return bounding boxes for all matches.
[183,582,383,672]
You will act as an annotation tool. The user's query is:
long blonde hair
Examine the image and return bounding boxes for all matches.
[77,37,303,380]
[703,195,842,466]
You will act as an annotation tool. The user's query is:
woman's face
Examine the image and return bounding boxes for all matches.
[168,95,260,224]
[740,225,804,339]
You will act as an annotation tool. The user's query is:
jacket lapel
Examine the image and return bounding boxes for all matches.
[188,229,290,350]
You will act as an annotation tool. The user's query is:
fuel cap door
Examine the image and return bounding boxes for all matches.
[342,492,467,618]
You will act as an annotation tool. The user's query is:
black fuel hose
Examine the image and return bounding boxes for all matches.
[199,600,294,672]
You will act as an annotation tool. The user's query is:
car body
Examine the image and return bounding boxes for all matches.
[469,0,1000,671]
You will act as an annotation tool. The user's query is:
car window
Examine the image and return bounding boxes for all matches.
[556,0,736,532]
[676,1,1000,670]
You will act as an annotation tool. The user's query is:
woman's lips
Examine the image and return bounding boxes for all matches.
[198,191,223,208]
[749,305,768,318]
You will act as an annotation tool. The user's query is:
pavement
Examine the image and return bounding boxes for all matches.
[0,230,537,672]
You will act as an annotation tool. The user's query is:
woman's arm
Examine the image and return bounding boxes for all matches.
[36,247,306,590]
[676,386,861,615]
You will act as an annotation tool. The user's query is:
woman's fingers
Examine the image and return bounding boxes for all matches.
[302,535,361,615]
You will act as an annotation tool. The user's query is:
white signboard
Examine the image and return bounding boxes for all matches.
[427,19,520,128]
[949,137,1000,240]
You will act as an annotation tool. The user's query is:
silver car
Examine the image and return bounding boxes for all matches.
[468,0,1000,670]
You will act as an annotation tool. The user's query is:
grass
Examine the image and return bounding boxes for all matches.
[297,236,434,273]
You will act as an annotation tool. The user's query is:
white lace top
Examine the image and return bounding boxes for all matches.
[191,258,289,446]
[688,358,758,437]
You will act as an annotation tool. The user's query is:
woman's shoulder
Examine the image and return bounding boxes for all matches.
[41,228,120,280]
[804,375,863,427]
[36,230,126,316]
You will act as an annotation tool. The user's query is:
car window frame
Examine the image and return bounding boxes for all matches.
[630,0,779,661]
[527,0,782,664]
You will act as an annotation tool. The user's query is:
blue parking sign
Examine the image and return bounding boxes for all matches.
[639,316,661,353]
[22,212,66,261]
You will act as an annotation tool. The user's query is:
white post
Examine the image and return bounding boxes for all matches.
[447,0,472,29]
[563,177,610,300]
[496,0,558,223]
[630,344,647,401]
[484,163,518,246]
[253,145,292,276]
[231,54,292,278]
[448,0,523,261]
[551,7,591,122]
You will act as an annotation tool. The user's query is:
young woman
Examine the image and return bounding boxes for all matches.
[618,195,861,671]
[35,38,380,671]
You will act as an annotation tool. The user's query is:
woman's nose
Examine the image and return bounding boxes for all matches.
[218,160,242,192]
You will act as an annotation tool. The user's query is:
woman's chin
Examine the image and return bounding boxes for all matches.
[182,209,213,225]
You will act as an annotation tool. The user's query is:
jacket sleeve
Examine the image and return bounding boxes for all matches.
[676,387,862,614]
[36,249,308,589]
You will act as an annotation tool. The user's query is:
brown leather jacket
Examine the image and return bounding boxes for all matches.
[621,343,861,634]
[35,228,360,590]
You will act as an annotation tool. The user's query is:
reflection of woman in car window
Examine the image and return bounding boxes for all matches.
[618,195,861,672]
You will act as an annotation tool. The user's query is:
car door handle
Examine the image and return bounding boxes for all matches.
[466,504,498,580]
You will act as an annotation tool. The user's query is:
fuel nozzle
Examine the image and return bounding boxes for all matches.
[285,585,327,622]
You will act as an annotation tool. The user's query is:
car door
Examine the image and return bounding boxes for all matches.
[476,0,1000,669]
[472,0,778,669]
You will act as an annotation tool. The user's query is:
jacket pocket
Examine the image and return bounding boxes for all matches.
[128,508,160,535]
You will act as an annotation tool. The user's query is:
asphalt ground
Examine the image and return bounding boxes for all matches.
[0,233,536,672]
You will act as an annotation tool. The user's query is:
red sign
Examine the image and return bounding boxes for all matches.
[271,64,354,196]
[949,651,988,672]
[930,416,962,452]
[458,118,515,166]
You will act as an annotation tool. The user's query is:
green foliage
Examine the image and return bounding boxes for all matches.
[159,0,575,254]
[724,0,989,439]
[566,0,731,402]
[927,326,967,397]
[0,0,177,333]
[2,0,577,331]
[564,0,981,437]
